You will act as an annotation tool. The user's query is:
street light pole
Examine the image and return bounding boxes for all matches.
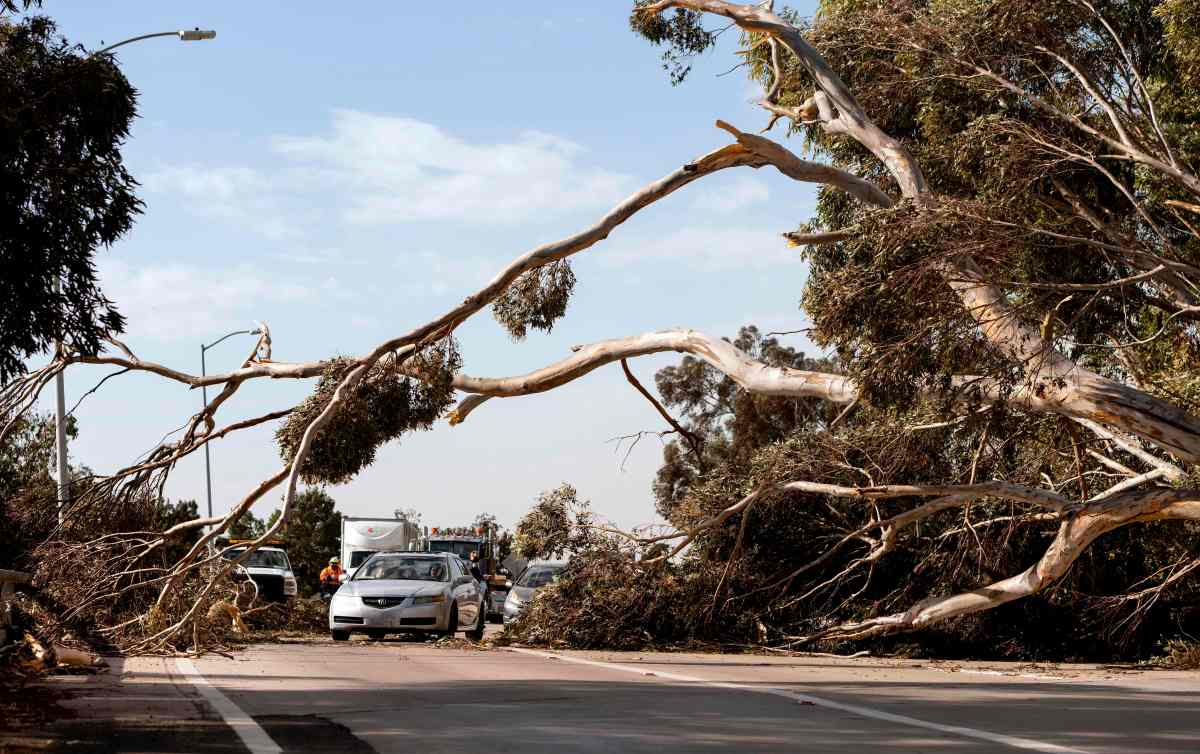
[200,329,258,524]
[94,29,216,56]
[53,280,68,524]
[50,26,217,525]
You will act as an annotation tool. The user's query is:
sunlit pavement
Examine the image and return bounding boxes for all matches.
[14,636,1200,753]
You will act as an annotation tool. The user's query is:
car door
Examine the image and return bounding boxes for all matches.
[450,557,478,627]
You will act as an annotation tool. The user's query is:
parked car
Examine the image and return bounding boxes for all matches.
[328,552,485,641]
[502,560,566,624]
[221,544,297,603]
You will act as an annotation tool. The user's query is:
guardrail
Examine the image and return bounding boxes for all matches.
[1,569,31,646]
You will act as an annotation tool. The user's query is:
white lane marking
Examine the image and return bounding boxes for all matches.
[509,648,1086,754]
[175,658,282,754]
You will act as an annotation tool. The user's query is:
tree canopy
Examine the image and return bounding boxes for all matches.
[0,4,138,385]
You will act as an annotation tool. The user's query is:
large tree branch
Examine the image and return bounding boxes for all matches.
[444,329,1200,465]
[800,488,1200,643]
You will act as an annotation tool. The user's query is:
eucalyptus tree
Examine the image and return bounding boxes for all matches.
[3,0,1198,650]
[0,1,138,384]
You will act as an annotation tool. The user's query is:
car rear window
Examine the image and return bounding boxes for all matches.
[515,565,563,588]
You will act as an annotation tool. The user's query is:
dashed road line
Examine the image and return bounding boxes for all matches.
[175,657,282,754]
[508,648,1087,754]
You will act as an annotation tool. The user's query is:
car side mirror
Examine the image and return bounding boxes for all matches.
[505,580,513,588]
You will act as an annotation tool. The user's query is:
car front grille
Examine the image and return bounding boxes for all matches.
[249,574,286,602]
[333,616,364,624]
[361,596,406,609]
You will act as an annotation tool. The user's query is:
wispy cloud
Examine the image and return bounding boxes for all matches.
[273,110,633,225]
[99,260,314,341]
[143,111,635,240]
[601,226,802,271]
[141,166,300,242]
[690,175,770,213]
[396,250,503,297]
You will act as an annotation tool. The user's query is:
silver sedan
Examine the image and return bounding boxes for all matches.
[503,561,566,624]
[328,552,485,641]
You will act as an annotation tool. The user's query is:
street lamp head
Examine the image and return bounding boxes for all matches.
[178,29,216,42]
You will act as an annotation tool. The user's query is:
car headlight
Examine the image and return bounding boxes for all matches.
[284,576,297,595]
[411,594,445,605]
[504,592,523,608]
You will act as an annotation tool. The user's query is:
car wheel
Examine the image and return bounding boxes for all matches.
[444,604,458,638]
[468,602,487,638]
[367,629,387,641]
[331,630,349,641]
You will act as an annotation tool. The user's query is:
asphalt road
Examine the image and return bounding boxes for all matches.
[16,635,1200,754]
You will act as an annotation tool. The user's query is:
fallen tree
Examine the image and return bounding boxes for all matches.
[2,0,1199,653]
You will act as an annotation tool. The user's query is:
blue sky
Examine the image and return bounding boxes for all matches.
[42,1,820,531]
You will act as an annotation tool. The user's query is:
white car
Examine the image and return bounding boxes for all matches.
[328,552,485,641]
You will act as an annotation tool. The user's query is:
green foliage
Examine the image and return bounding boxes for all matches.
[276,339,461,485]
[629,2,717,85]
[513,483,598,560]
[491,261,576,340]
[271,488,341,596]
[0,412,70,568]
[779,0,1200,401]
[653,326,840,511]
[228,509,266,540]
[152,498,201,564]
[0,11,139,384]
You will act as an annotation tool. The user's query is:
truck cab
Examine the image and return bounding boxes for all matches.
[426,527,511,622]
[221,543,298,602]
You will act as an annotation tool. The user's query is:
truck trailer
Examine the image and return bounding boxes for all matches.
[340,516,421,578]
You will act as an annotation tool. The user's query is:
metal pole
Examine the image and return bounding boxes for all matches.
[198,328,254,537]
[53,279,68,524]
[202,345,213,522]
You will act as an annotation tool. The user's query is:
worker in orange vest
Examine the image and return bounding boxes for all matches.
[319,557,344,599]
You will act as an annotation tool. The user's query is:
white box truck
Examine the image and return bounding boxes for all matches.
[340,516,420,579]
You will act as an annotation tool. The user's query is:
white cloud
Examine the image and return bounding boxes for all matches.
[272,110,633,225]
[601,227,802,271]
[99,260,313,341]
[690,176,770,213]
[143,111,634,239]
[142,166,299,242]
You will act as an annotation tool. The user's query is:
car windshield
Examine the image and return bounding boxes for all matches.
[355,556,448,582]
[426,540,481,561]
[224,548,290,570]
[515,565,563,589]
